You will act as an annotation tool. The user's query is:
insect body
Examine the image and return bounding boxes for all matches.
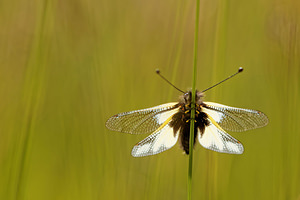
[105,68,269,157]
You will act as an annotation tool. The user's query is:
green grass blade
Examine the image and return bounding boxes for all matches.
[188,0,200,199]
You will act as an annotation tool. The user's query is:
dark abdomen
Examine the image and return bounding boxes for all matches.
[180,123,198,155]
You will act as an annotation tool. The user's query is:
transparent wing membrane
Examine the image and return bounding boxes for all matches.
[202,102,269,132]
[106,103,179,134]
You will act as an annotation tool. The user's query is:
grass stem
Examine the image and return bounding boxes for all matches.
[188,0,200,199]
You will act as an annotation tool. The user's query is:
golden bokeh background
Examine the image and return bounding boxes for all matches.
[1,0,299,199]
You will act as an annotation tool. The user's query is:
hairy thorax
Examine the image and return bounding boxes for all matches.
[169,90,209,154]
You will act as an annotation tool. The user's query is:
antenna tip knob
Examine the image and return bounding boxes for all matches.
[238,67,243,73]
[156,69,160,74]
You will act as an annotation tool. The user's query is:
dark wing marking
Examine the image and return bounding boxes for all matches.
[198,115,244,154]
[106,102,180,134]
[202,102,269,132]
[131,116,179,157]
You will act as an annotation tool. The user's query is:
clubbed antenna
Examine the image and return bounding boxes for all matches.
[201,67,244,93]
[156,69,185,93]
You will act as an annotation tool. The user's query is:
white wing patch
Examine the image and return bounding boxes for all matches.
[201,106,225,123]
[198,117,244,154]
[131,123,179,157]
[154,106,179,124]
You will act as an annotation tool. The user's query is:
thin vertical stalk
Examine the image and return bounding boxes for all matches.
[188,0,200,199]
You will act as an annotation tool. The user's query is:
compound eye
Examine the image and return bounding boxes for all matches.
[184,93,189,102]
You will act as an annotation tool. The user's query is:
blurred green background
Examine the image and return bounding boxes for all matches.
[1,0,299,199]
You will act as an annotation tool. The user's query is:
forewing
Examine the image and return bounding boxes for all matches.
[131,122,179,157]
[106,102,179,134]
[202,102,269,132]
[198,117,244,154]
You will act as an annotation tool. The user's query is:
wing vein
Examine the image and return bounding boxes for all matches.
[202,102,268,132]
[131,105,179,133]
